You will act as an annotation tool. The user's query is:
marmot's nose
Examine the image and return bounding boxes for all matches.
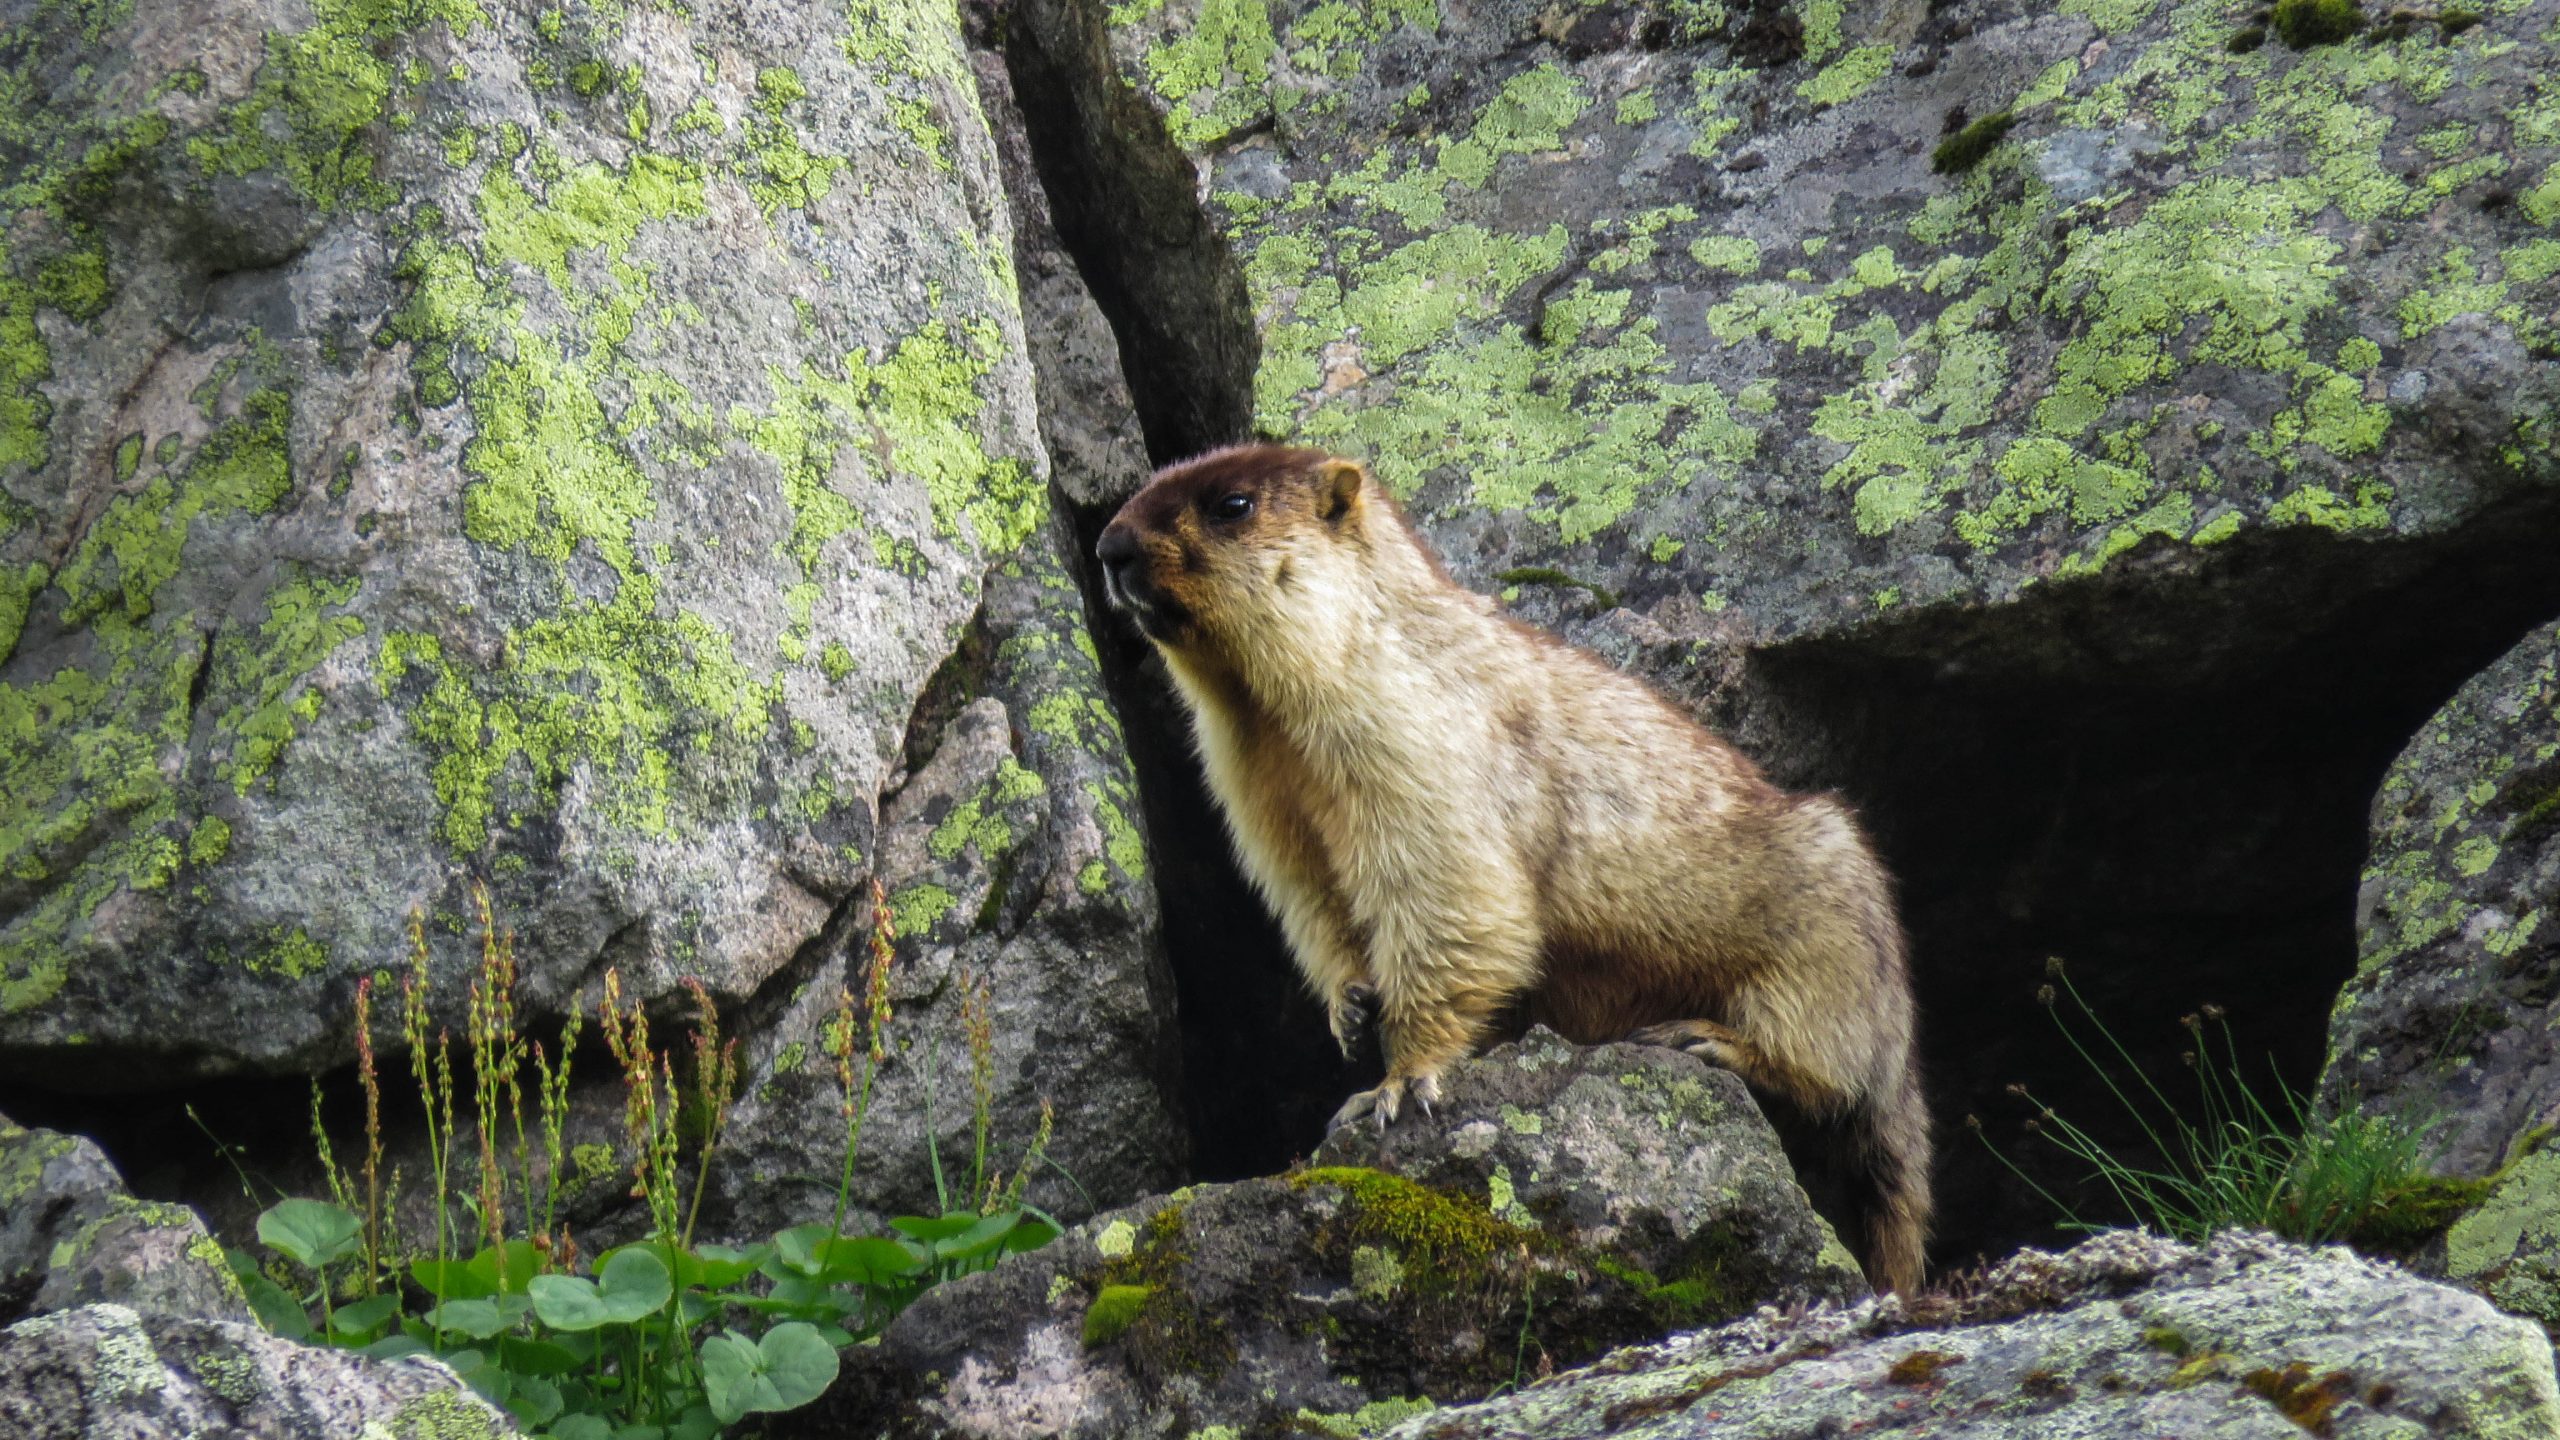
[1096,527,1140,576]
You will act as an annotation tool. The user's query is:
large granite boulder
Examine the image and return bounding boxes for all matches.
[790,1031,1861,1438]
[0,1302,513,1439]
[0,0,1180,1222]
[2323,618,2559,1172]
[2317,620,2560,1325]
[0,1112,246,1328]
[1031,0,2560,641]
[1385,1230,2560,1438]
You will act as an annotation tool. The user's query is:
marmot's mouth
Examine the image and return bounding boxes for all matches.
[1102,563,1139,614]
[1106,572,1192,642]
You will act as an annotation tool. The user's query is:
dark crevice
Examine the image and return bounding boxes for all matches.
[1000,0,1370,1179]
[1731,488,2560,1265]
[1000,0,1257,466]
[183,624,217,715]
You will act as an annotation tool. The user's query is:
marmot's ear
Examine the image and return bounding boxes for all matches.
[1317,459,1366,523]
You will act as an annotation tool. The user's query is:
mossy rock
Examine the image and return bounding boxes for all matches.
[794,1033,1858,1439]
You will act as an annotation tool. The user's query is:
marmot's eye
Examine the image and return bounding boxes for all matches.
[1211,492,1253,521]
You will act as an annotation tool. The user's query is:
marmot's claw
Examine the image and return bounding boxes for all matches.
[1330,984,1381,1060]
[1329,1071,1443,1134]
[1341,978,1382,1060]
[1409,1071,1442,1118]
[1327,1085,1380,1134]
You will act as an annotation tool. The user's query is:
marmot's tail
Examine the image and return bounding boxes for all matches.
[1839,1070,1932,1295]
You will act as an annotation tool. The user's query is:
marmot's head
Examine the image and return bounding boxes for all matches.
[1095,444,1382,651]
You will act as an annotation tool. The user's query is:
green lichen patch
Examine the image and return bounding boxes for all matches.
[189,0,486,211]
[1,362,364,1013]
[1293,1396,1436,1436]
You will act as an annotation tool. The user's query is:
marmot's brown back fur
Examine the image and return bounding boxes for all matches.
[1097,445,1931,1293]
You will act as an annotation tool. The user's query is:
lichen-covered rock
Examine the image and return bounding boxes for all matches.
[0,0,1162,1104]
[2443,1146,2560,1336]
[0,1113,247,1327]
[1055,0,2560,643]
[709,522,1185,1233]
[1312,1027,1863,1303]
[2324,619,2560,1173]
[789,1031,1858,1439]
[0,1302,514,1439]
[1380,1230,2560,1439]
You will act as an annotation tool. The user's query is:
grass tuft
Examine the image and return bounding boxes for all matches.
[1973,960,2462,1251]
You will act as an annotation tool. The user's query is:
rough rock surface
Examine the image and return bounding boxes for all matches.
[0,1302,514,1439]
[1312,1027,1864,1292]
[2443,1146,2560,1336]
[0,0,1151,1085]
[1381,1231,2560,1439]
[2324,619,2560,1173]
[709,523,1186,1234]
[0,1113,247,1327]
[789,1031,1859,1439]
[1067,0,2560,635]
[2315,620,2560,1327]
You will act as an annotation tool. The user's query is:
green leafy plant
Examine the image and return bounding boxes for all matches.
[1973,958,2456,1250]
[232,878,1060,1436]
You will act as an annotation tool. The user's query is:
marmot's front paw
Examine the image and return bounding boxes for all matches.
[1328,983,1379,1060]
[1325,1069,1442,1133]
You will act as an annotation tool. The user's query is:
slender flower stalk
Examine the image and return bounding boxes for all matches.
[679,978,740,1249]
[960,971,996,1206]
[828,877,900,1237]
[353,975,384,1293]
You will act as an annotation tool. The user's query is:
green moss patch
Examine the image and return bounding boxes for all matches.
[2272,0,2361,48]
[1088,1204,1238,1382]
[1082,1283,1154,1346]
[1291,1166,1541,1297]
[1931,113,2016,175]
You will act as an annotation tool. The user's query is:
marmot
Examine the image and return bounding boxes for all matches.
[1096,444,1932,1293]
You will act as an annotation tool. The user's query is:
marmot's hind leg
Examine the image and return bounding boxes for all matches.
[1624,1018,1842,1117]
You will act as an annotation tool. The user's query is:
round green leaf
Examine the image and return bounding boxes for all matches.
[506,1371,564,1427]
[411,1257,497,1300]
[231,1261,313,1342]
[327,1292,401,1339]
[497,1334,585,1376]
[360,1335,429,1362]
[543,1415,612,1440]
[700,1332,778,1424]
[595,1247,672,1323]
[665,1407,722,1440]
[527,1275,609,1332]
[757,1322,840,1409]
[257,1199,362,1269]
[468,1239,545,1294]
[686,1244,770,1289]
[426,1298,509,1340]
